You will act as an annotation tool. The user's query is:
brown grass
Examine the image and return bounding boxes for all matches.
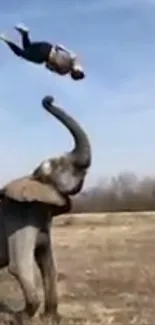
[0,212,155,324]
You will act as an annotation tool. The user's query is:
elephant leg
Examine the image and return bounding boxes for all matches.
[35,227,60,324]
[4,207,40,318]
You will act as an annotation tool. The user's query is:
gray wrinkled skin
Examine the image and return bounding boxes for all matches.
[0,96,92,324]
[0,198,70,324]
[32,95,91,196]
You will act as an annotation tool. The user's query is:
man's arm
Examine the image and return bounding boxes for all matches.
[55,44,76,60]
[45,61,56,72]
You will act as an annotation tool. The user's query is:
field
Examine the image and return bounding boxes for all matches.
[0,212,155,324]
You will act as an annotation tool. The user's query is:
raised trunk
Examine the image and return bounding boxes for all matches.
[42,96,91,168]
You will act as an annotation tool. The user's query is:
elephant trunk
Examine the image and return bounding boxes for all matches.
[42,96,91,168]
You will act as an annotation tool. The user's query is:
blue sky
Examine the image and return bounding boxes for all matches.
[0,0,155,187]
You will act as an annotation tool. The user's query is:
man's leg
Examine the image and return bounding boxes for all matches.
[0,34,25,57]
[14,23,31,49]
[14,24,52,64]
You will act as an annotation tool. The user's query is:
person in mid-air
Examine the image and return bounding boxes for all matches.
[0,24,85,80]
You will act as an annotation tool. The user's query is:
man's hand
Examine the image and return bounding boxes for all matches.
[45,61,56,72]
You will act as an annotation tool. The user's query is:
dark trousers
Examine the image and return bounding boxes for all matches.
[5,32,52,64]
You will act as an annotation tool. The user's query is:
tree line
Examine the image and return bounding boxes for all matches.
[72,173,155,212]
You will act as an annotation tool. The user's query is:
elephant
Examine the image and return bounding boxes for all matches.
[0,96,91,324]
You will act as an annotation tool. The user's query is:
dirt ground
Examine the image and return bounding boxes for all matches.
[0,212,155,324]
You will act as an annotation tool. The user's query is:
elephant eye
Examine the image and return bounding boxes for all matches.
[73,162,84,170]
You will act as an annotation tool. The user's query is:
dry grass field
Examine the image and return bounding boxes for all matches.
[0,212,155,324]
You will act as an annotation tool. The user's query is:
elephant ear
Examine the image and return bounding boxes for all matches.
[1,176,66,206]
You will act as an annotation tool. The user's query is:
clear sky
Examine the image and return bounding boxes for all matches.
[0,0,155,187]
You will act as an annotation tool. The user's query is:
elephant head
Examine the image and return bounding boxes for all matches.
[0,96,91,206]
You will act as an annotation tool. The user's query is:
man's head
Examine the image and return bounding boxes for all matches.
[70,60,85,80]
